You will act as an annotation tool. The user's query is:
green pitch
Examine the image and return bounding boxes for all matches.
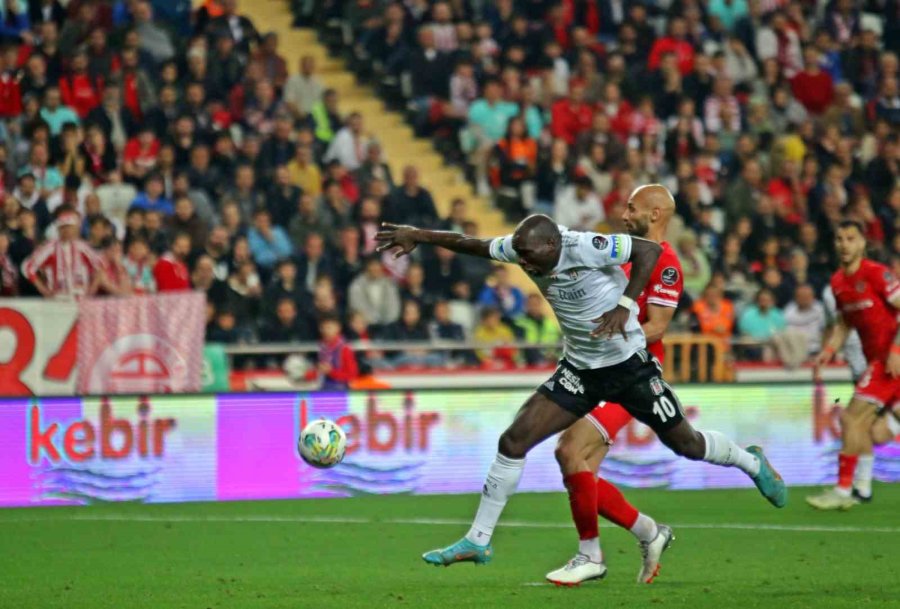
[1,486,899,609]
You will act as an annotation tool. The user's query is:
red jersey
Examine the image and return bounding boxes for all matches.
[623,241,683,362]
[831,259,900,364]
[153,254,191,292]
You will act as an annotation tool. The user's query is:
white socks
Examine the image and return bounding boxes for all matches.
[630,513,659,544]
[854,454,874,498]
[579,538,602,563]
[700,430,760,477]
[465,453,525,545]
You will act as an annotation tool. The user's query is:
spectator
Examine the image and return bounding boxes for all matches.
[133,1,176,64]
[284,55,323,121]
[400,262,435,318]
[259,297,313,343]
[225,164,265,222]
[554,175,603,232]
[678,231,713,301]
[791,48,835,115]
[466,79,518,193]
[130,174,174,216]
[295,232,332,294]
[423,246,464,301]
[379,300,445,368]
[324,112,368,171]
[691,282,736,343]
[783,283,827,358]
[383,166,439,228]
[167,196,208,250]
[261,258,304,318]
[123,127,161,186]
[473,306,517,366]
[286,144,322,198]
[266,165,302,229]
[123,235,156,294]
[354,141,394,193]
[550,82,594,146]
[59,48,101,120]
[514,293,560,365]
[152,231,192,292]
[348,255,401,327]
[0,230,19,296]
[313,313,359,389]
[478,264,525,320]
[21,205,101,297]
[289,193,332,251]
[40,85,79,137]
[311,88,342,144]
[648,17,695,76]
[247,208,292,274]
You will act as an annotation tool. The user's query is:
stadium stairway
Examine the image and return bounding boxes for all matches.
[252,1,536,294]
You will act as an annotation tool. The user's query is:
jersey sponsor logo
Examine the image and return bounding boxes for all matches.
[653,285,680,298]
[558,367,585,395]
[592,235,608,250]
[842,299,874,313]
[661,267,679,286]
[856,282,866,293]
[552,288,587,301]
[610,236,622,259]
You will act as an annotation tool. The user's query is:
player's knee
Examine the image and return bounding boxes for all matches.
[554,434,580,470]
[498,430,528,459]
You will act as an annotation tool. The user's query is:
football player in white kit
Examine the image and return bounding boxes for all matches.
[376,185,787,572]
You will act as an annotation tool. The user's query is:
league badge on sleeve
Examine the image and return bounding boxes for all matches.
[592,235,608,250]
[661,267,680,286]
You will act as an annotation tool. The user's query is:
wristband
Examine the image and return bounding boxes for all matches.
[618,295,635,310]
[891,345,900,356]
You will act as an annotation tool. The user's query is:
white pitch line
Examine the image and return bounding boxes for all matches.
[0,513,898,533]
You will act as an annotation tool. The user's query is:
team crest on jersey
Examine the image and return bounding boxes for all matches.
[649,378,664,396]
[856,282,866,293]
[592,235,608,250]
[661,267,679,286]
[568,270,578,280]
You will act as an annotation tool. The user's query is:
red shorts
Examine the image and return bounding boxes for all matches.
[854,360,900,409]
[584,401,633,444]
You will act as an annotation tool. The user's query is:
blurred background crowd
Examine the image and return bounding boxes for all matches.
[0,0,897,373]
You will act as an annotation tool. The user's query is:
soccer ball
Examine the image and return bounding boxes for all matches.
[298,418,347,468]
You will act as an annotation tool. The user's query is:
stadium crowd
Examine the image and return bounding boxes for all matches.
[0,0,897,373]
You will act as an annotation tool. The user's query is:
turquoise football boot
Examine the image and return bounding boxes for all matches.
[747,446,788,508]
[422,537,493,566]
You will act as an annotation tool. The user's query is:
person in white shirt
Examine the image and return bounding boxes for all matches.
[375,184,787,572]
[283,55,324,120]
[783,284,827,358]
[554,175,604,231]
[324,112,368,171]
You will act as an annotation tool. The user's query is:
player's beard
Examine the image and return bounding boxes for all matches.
[626,219,650,238]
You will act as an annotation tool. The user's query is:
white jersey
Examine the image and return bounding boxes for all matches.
[489,227,644,369]
[822,285,867,379]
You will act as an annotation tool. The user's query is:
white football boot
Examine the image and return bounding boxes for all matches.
[637,524,674,583]
[805,487,857,511]
[545,553,607,587]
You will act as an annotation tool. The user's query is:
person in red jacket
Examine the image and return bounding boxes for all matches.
[153,232,192,292]
[550,83,594,146]
[59,48,101,119]
[790,47,834,115]
[314,313,359,390]
[647,17,695,76]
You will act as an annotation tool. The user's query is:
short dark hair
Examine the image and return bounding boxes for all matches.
[837,219,865,235]
[317,311,341,325]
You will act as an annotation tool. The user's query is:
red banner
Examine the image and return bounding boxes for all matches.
[77,293,206,394]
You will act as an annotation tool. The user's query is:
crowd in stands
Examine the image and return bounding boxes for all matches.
[311,0,899,368]
[0,0,898,374]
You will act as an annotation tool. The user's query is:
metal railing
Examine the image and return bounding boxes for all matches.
[223,334,735,382]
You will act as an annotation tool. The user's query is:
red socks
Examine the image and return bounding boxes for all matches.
[563,471,598,540]
[837,453,858,490]
[596,477,639,530]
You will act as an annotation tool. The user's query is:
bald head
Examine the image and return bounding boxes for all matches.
[512,214,561,276]
[623,184,675,241]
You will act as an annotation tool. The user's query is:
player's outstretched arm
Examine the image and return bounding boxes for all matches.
[815,316,850,369]
[375,223,493,259]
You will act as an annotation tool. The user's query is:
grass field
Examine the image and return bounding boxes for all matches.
[1,485,898,609]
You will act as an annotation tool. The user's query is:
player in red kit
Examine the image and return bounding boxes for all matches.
[546,186,683,586]
[806,221,900,510]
